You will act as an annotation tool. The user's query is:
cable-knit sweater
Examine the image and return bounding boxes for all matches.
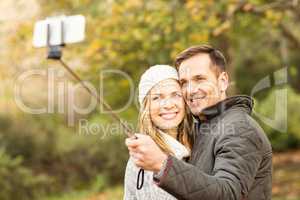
[123,132,190,200]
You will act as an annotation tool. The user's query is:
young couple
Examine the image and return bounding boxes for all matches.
[124,45,272,200]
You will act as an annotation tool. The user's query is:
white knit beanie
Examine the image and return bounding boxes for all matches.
[138,65,178,105]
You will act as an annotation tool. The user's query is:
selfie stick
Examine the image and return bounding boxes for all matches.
[45,20,144,190]
[46,21,134,137]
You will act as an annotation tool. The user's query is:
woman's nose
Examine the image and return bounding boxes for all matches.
[161,98,176,110]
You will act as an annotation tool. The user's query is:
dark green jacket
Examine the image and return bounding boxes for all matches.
[154,95,272,200]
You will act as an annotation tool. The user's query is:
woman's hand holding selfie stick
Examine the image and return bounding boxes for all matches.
[125,134,168,172]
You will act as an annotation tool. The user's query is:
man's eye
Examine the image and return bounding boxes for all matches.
[196,77,205,81]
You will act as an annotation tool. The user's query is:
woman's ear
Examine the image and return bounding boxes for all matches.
[218,72,229,93]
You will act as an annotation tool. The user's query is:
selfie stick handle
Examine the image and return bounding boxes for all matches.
[45,21,134,137]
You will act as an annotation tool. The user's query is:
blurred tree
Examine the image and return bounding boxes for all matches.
[0,148,50,200]
[1,0,300,199]
[255,86,300,151]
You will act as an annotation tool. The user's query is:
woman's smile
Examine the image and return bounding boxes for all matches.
[159,111,179,120]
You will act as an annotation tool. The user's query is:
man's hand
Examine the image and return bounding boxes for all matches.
[125,133,168,173]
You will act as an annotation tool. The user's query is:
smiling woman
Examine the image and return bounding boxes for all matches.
[148,79,185,138]
[123,65,194,200]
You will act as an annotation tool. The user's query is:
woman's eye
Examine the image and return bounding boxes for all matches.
[180,82,187,87]
[174,93,182,98]
[152,96,159,101]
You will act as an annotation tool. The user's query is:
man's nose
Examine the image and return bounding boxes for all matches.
[186,82,198,97]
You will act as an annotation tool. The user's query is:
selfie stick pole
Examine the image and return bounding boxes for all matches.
[46,22,134,137]
[45,21,144,190]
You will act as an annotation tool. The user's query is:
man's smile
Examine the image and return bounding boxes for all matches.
[188,93,207,105]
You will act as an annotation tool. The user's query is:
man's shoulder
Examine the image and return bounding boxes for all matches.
[219,107,272,152]
[221,107,259,131]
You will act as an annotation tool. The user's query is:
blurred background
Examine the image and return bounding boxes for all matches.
[0,0,299,199]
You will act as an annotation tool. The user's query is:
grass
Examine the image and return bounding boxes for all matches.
[42,190,92,200]
[84,185,123,200]
[42,185,123,200]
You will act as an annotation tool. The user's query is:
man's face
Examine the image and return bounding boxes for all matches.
[178,53,228,116]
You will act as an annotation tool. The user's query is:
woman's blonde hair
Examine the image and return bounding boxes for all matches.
[138,88,194,156]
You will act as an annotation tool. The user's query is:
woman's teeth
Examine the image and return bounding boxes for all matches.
[160,112,177,120]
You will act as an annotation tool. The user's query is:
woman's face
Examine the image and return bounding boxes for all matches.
[149,79,185,130]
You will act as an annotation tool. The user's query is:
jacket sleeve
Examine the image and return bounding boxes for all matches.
[123,157,138,200]
[154,121,263,200]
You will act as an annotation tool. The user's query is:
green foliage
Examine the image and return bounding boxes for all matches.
[0,148,50,200]
[255,86,300,151]
[0,113,128,196]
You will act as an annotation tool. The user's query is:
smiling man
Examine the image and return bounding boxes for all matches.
[126,45,272,200]
[177,48,228,116]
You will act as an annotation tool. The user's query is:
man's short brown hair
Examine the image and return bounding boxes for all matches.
[174,45,227,75]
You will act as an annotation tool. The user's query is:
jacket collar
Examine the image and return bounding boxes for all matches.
[193,95,254,123]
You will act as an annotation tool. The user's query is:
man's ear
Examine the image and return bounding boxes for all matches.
[218,72,229,92]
